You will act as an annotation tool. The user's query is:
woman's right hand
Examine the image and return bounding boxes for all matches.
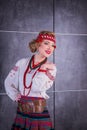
[15,93,21,102]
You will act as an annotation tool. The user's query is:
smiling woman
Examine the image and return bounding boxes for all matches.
[4,31,57,130]
[38,40,55,56]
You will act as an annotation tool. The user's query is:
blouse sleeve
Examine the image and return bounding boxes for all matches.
[31,65,57,92]
[4,59,22,101]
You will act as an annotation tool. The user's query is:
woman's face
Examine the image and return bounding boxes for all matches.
[38,39,55,58]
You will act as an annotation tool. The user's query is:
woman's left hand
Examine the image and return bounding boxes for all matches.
[41,62,55,70]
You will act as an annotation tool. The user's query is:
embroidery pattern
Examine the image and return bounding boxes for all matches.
[46,70,55,81]
[12,66,19,71]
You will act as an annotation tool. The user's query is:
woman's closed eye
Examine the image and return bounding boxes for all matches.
[44,42,49,45]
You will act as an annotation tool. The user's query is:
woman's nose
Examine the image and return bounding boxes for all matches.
[48,45,51,49]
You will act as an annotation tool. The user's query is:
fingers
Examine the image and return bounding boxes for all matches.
[15,93,21,102]
[41,63,55,70]
[46,63,55,70]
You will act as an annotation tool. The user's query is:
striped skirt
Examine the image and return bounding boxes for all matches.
[11,96,54,130]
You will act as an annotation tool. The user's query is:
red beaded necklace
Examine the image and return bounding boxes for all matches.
[23,55,47,96]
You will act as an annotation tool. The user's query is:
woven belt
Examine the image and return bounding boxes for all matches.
[18,99,46,113]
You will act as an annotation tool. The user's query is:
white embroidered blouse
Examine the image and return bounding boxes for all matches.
[4,58,57,101]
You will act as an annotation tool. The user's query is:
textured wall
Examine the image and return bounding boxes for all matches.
[0,0,87,130]
[55,0,87,130]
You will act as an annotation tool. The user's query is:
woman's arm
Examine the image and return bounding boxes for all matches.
[31,64,57,92]
[4,60,22,101]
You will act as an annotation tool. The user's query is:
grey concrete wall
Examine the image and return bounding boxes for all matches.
[0,0,87,130]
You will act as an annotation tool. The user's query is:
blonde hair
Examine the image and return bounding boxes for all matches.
[29,31,55,53]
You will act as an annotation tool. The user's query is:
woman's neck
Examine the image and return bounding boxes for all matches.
[34,54,46,64]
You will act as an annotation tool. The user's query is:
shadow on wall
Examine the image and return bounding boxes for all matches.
[0,96,17,130]
[55,92,87,130]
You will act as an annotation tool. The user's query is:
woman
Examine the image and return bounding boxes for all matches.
[4,31,57,130]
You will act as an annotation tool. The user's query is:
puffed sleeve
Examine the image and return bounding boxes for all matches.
[4,59,21,101]
[31,65,57,92]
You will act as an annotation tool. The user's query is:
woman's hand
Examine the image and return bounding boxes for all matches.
[41,62,55,70]
[15,93,21,102]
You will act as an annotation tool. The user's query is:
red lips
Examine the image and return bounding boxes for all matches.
[45,50,51,54]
